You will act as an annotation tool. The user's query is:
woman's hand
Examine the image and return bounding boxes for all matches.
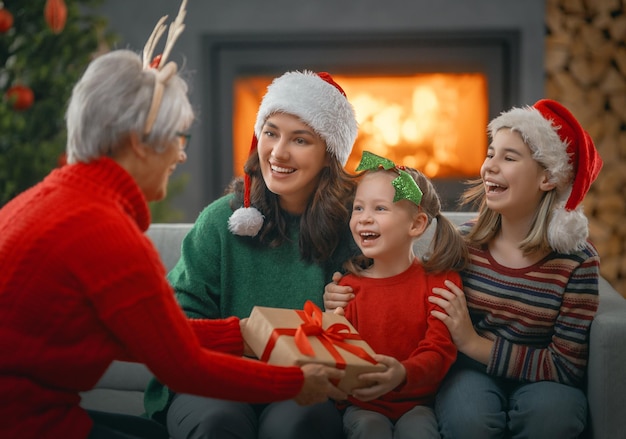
[349,354,404,402]
[429,280,492,363]
[429,280,474,346]
[295,364,347,405]
[323,272,354,311]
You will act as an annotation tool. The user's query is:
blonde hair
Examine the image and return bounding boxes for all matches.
[461,177,557,255]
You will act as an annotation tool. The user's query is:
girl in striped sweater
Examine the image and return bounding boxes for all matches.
[429,99,603,439]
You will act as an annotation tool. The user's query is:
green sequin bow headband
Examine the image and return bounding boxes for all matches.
[355,151,423,206]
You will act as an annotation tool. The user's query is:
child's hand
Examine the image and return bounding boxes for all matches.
[349,354,405,402]
[333,306,345,316]
[323,272,354,311]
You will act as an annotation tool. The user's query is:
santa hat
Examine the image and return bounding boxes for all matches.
[228,70,358,236]
[488,98,603,253]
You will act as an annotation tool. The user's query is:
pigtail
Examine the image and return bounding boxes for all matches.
[421,213,469,273]
[403,167,468,273]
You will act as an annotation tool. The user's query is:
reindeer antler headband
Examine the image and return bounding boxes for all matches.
[142,0,187,136]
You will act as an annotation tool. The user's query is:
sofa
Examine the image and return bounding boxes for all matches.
[79,213,626,438]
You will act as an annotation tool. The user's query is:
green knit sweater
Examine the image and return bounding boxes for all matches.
[145,193,356,421]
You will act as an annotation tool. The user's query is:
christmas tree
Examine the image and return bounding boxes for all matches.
[0,0,116,205]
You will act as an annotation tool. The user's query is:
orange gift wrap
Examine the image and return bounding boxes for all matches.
[242,301,387,394]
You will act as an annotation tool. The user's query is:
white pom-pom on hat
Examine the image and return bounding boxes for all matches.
[227,206,264,236]
[228,146,265,237]
[548,202,589,253]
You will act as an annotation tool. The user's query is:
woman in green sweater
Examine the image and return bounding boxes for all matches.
[145,70,360,439]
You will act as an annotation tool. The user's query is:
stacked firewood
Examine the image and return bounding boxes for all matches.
[545,0,626,297]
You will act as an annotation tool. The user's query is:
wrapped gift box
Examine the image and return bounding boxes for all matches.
[242,301,386,394]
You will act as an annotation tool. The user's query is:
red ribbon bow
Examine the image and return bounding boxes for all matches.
[260,301,378,369]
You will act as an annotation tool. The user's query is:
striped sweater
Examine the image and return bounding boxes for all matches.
[462,240,599,387]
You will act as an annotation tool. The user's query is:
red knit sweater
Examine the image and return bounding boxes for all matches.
[340,261,459,421]
[0,158,303,439]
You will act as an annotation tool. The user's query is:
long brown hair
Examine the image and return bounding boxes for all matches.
[228,152,356,263]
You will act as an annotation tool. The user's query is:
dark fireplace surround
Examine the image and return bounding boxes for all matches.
[200,31,520,209]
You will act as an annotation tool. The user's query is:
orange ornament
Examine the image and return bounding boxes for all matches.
[5,85,35,111]
[0,8,13,33]
[44,0,67,34]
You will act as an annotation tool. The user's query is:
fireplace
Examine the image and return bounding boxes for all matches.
[201,31,520,210]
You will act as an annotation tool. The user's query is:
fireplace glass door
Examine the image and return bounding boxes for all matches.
[233,73,488,180]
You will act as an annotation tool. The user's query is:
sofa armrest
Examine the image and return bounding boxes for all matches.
[586,277,626,439]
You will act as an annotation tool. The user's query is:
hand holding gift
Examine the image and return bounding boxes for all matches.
[348,354,406,402]
[296,364,347,405]
[242,300,387,394]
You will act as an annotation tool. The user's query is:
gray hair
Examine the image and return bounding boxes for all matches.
[65,49,194,163]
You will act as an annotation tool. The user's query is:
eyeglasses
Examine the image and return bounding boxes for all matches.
[175,131,191,150]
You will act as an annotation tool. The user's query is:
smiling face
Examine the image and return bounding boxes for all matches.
[481,128,555,220]
[257,112,329,214]
[350,171,421,265]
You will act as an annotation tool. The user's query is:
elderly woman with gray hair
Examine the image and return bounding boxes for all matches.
[0,3,346,439]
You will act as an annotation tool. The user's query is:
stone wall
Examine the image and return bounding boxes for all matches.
[545,0,626,296]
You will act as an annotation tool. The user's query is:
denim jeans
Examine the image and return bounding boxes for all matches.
[343,405,440,439]
[434,355,588,439]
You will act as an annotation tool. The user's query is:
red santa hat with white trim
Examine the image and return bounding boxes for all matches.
[488,98,603,253]
[228,70,358,236]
